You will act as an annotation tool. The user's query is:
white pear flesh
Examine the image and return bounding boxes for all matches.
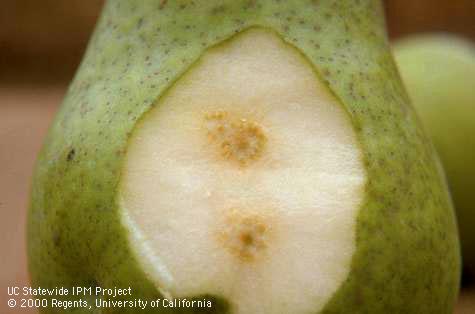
[119,29,366,314]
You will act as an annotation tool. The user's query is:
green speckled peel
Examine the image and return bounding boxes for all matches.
[28,1,460,313]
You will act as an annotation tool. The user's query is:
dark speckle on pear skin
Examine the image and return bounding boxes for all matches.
[28,1,459,314]
[66,148,75,162]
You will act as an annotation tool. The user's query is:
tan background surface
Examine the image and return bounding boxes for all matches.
[1,0,474,313]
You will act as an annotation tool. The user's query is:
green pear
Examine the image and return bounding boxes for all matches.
[28,1,460,313]
[394,34,475,280]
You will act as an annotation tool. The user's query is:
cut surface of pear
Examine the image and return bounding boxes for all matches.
[120,29,366,314]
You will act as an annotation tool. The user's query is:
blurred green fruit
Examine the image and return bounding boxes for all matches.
[394,34,475,279]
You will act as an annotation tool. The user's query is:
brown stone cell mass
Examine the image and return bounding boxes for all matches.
[217,207,271,262]
[204,111,267,166]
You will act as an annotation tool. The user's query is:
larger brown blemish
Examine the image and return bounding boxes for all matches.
[217,208,271,262]
[204,110,267,166]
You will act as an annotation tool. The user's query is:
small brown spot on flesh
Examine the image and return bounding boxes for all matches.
[217,208,271,262]
[204,111,267,166]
